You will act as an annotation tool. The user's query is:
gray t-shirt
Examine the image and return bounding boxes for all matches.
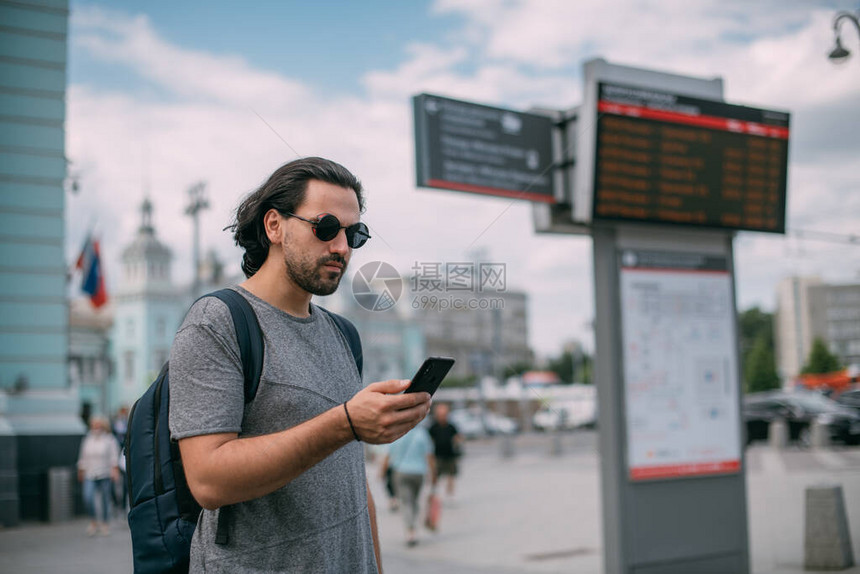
[169,286,377,574]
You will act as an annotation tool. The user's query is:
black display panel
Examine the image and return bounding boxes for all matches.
[592,82,790,233]
[413,93,556,203]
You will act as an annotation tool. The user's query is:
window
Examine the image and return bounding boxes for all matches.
[127,318,135,339]
[153,349,169,371]
[124,351,135,385]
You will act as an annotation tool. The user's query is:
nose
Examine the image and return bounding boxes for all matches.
[329,227,350,257]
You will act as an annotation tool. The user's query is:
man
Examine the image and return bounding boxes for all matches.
[169,157,432,573]
[428,403,463,498]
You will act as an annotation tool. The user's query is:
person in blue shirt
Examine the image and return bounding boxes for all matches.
[380,423,436,546]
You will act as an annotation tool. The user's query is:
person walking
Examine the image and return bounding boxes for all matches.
[428,403,463,499]
[77,416,120,536]
[381,423,435,547]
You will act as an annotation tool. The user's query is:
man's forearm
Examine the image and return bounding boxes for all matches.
[181,404,354,509]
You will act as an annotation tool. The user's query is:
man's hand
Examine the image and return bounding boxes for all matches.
[346,379,431,444]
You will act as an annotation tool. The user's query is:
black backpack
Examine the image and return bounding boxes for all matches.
[125,289,363,574]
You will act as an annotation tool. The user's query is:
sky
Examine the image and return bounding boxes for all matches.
[64,0,860,360]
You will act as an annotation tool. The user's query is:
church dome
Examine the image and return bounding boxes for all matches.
[119,197,174,290]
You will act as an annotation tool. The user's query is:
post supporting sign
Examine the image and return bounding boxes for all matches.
[586,60,754,574]
[413,93,557,203]
[594,226,750,574]
[412,58,787,574]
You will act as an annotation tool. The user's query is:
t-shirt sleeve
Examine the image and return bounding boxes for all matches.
[168,298,246,440]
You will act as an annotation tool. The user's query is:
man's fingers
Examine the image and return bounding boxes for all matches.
[386,391,431,410]
[365,379,410,394]
[385,402,430,427]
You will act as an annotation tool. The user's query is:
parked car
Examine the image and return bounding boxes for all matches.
[743,391,860,446]
[835,387,860,413]
[482,411,519,435]
[448,408,485,439]
[448,408,519,437]
[532,400,597,431]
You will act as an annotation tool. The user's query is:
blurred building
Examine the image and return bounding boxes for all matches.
[0,0,81,525]
[69,298,113,419]
[775,276,860,379]
[775,276,820,379]
[109,199,185,411]
[808,282,860,368]
[414,290,532,379]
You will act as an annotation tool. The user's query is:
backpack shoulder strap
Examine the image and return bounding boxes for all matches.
[195,289,264,546]
[201,289,264,402]
[318,307,363,378]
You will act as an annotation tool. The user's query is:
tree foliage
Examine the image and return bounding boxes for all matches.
[738,307,779,393]
[801,338,842,375]
[547,351,592,384]
[744,335,780,393]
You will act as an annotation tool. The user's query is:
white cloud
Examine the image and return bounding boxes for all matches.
[67,2,860,359]
[73,6,312,109]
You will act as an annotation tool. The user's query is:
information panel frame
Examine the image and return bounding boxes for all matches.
[619,248,742,481]
[413,93,557,203]
[592,82,790,234]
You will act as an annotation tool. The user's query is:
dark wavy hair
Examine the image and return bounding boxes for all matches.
[228,157,364,278]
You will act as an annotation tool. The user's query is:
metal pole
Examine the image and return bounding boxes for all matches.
[185,182,209,298]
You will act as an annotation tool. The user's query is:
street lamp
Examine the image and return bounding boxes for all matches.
[828,11,860,64]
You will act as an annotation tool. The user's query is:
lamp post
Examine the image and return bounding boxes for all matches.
[185,182,209,298]
[828,11,860,64]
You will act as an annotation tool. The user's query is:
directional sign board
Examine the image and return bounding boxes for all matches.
[413,93,556,203]
[587,82,790,233]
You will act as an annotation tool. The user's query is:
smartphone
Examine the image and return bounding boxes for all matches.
[404,357,456,396]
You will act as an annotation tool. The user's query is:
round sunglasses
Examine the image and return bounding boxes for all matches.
[284,212,371,249]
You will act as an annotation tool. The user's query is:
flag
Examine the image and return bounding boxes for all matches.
[76,235,108,308]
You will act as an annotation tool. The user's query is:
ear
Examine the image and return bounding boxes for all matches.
[263,209,284,244]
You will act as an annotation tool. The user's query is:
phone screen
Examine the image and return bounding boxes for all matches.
[404,357,455,396]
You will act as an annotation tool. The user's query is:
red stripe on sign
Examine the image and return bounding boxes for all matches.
[598,101,790,140]
[630,460,741,481]
[425,179,556,203]
[621,267,729,275]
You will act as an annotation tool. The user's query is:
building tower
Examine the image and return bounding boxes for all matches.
[110,199,184,410]
[0,0,80,525]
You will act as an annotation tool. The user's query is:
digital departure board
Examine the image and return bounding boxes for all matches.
[592,82,790,233]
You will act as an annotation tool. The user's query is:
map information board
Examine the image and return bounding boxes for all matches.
[620,249,742,481]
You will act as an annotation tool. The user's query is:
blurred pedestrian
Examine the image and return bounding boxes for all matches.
[376,443,399,511]
[111,406,129,515]
[428,403,462,499]
[381,424,435,547]
[77,416,120,536]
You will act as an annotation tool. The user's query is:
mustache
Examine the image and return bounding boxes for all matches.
[320,254,346,266]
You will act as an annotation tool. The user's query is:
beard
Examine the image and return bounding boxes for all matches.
[284,249,347,296]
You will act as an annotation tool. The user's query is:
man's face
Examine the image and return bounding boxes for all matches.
[281,179,360,296]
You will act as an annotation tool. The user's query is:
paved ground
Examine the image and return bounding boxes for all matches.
[2,431,859,573]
